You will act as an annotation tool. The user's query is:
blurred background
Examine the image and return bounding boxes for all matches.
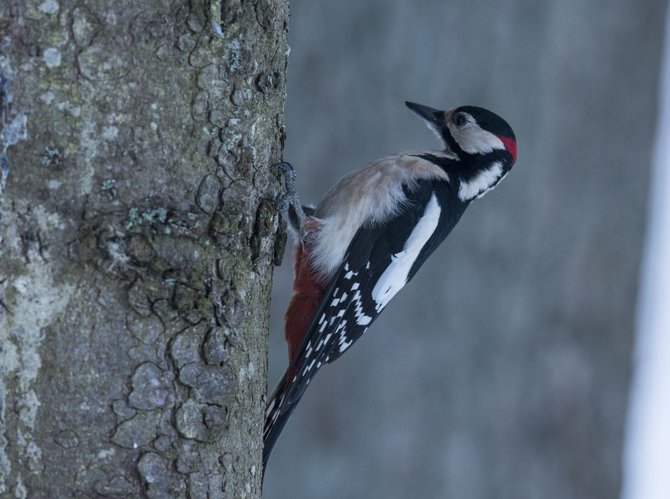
[265,1,667,498]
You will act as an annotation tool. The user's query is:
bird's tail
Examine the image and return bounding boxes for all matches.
[263,371,299,471]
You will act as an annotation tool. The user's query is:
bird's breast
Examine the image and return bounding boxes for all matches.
[308,153,449,278]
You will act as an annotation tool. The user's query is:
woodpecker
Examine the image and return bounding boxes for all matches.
[264,101,516,469]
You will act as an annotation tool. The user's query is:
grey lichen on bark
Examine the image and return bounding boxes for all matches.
[0,0,288,497]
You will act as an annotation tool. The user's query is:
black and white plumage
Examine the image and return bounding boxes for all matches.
[264,101,517,470]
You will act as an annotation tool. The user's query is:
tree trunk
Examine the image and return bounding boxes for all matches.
[0,0,288,497]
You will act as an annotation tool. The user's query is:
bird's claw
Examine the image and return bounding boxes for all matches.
[275,194,290,222]
[272,162,298,196]
[272,161,306,235]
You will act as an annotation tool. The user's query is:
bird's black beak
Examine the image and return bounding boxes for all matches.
[405,101,443,126]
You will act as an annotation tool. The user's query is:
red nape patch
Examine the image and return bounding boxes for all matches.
[498,135,517,164]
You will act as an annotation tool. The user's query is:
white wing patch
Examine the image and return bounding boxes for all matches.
[458,161,504,201]
[371,194,441,311]
[352,290,372,326]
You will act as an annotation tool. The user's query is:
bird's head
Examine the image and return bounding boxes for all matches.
[405,101,516,167]
[406,101,516,201]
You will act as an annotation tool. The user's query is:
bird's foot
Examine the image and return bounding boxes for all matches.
[272,162,307,235]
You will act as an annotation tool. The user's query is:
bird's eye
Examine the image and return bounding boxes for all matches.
[452,113,467,127]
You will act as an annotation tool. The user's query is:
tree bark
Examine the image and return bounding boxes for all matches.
[0,0,288,497]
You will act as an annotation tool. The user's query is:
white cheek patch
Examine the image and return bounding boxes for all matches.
[371,194,441,311]
[451,123,506,155]
[458,161,504,201]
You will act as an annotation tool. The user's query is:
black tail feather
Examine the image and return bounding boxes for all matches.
[263,371,301,473]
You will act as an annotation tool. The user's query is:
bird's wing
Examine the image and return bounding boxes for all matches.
[293,180,438,378]
[264,178,461,466]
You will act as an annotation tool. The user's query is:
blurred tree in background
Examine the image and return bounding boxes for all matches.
[266,1,666,498]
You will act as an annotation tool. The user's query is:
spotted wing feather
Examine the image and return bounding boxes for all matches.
[264,179,448,465]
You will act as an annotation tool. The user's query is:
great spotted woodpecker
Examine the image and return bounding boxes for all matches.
[264,101,516,469]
